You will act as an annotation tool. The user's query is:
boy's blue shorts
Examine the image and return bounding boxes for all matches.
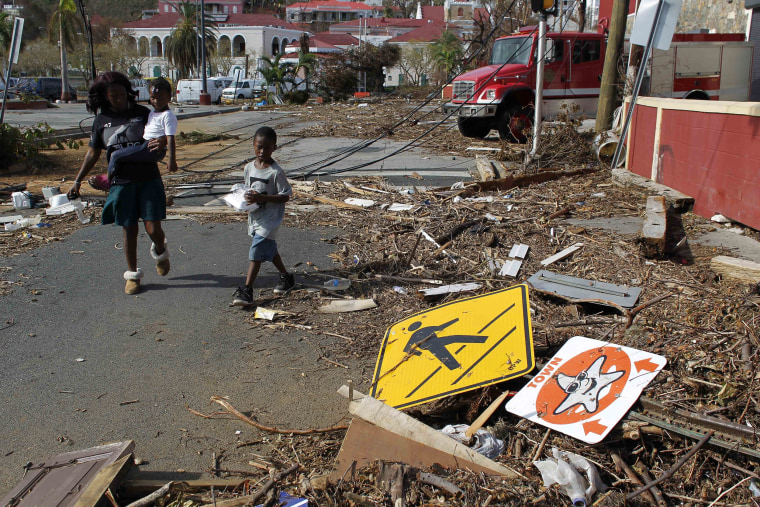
[249,234,278,262]
[101,179,167,227]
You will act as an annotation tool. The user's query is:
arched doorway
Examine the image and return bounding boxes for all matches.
[232,35,246,56]
[219,35,232,56]
[150,36,163,57]
[271,37,280,55]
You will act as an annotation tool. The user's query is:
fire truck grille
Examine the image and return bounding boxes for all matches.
[453,81,475,99]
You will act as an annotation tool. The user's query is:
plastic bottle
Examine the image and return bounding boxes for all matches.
[323,278,350,291]
[534,454,588,507]
[392,286,408,294]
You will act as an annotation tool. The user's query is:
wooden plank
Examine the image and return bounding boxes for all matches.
[611,168,694,212]
[640,195,667,258]
[465,391,512,439]
[120,478,245,496]
[539,243,584,266]
[332,419,518,482]
[345,395,520,478]
[73,455,133,507]
[710,255,760,283]
[167,206,243,214]
[293,190,365,210]
[475,156,497,181]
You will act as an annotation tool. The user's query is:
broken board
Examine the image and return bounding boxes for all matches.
[0,441,135,507]
[527,270,642,310]
[332,394,520,480]
[506,336,666,444]
[372,285,534,409]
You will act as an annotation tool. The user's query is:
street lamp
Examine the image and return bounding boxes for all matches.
[199,0,210,104]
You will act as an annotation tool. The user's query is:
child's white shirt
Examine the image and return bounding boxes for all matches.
[143,109,178,140]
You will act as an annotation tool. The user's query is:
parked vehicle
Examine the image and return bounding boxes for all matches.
[443,29,754,142]
[131,79,150,102]
[221,79,272,102]
[175,77,232,104]
[443,30,606,141]
[15,77,77,102]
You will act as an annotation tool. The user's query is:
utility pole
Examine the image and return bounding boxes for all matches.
[595,0,629,132]
[199,0,210,104]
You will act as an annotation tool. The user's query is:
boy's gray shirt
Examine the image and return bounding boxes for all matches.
[243,161,292,239]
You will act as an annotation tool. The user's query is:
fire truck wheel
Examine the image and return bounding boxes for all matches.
[498,103,533,143]
[457,118,491,138]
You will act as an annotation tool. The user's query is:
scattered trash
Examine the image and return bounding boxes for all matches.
[441,424,505,459]
[392,286,407,294]
[11,191,32,209]
[418,282,481,299]
[344,197,375,207]
[534,447,608,506]
[540,243,584,266]
[527,270,642,310]
[256,492,308,507]
[318,299,377,313]
[222,184,259,211]
[387,203,415,212]
[749,478,760,497]
[254,307,277,320]
[507,336,666,443]
[710,213,731,224]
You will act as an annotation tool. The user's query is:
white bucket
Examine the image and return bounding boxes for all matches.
[593,132,626,168]
[49,194,70,207]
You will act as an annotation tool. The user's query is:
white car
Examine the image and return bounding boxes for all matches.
[221,79,272,101]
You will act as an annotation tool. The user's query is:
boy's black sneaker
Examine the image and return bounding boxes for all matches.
[232,285,253,306]
[273,273,295,294]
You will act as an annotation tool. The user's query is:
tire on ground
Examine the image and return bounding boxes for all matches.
[497,103,534,143]
[457,118,492,138]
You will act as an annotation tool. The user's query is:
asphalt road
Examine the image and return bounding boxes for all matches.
[0,107,479,495]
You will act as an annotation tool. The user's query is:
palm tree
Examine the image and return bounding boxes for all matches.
[48,0,82,101]
[259,53,290,95]
[164,0,218,80]
[431,30,463,82]
[288,51,317,91]
[0,12,14,88]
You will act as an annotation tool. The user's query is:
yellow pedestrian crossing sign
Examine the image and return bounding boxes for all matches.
[371,284,534,409]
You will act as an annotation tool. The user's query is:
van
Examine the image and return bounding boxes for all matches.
[221,79,272,102]
[15,77,77,102]
[175,77,231,104]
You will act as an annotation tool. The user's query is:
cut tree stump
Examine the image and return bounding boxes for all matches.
[640,196,668,258]
[710,255,760,283]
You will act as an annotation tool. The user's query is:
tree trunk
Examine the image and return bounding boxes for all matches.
[60,14,71,101]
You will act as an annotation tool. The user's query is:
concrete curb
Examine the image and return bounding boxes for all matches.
[48,106,241,141]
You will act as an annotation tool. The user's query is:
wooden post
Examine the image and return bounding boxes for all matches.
[595,0,630,132]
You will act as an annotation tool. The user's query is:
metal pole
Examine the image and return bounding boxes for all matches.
[195,0,200,77]
[610,0,665,169]
[200,0,207,93]
[528,12,547,159]
[1,18,22,124]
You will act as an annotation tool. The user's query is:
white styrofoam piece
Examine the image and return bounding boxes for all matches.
[509,244,530,259]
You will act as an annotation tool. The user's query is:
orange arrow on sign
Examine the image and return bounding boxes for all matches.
[582,419,608,436]
[635,358,660,373]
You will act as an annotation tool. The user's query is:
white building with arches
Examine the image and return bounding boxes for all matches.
[120,0,308,79]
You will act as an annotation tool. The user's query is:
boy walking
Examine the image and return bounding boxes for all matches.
[232,126,295,306]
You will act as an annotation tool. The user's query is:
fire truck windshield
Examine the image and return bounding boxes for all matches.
[490,37,532,66]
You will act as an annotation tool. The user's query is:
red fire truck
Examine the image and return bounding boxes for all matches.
[443,30,754,141]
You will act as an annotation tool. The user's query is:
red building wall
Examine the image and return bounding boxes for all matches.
[626,98,760,229]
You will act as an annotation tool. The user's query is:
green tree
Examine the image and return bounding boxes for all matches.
[164,0,218,79]
[0,12,14,87]
[48,0,83,100]
[288,50,317,91]
[259,53,290,95]
[431,30,463,82]
[351,43,400,92]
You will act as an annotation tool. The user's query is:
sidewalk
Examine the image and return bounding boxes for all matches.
[2,102,239,137]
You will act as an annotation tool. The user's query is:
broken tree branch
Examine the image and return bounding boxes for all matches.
[125,481,173,507]
[625,292,676,329]
[626,431,714,502]
[210,397,348,435]
[202,464,300,507]
[610,453,659,507]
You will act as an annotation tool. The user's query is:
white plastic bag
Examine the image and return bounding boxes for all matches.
[533,448,607,506]
[440,424,505,459]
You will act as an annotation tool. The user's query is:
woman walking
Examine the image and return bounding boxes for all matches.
[68,71,172,294]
